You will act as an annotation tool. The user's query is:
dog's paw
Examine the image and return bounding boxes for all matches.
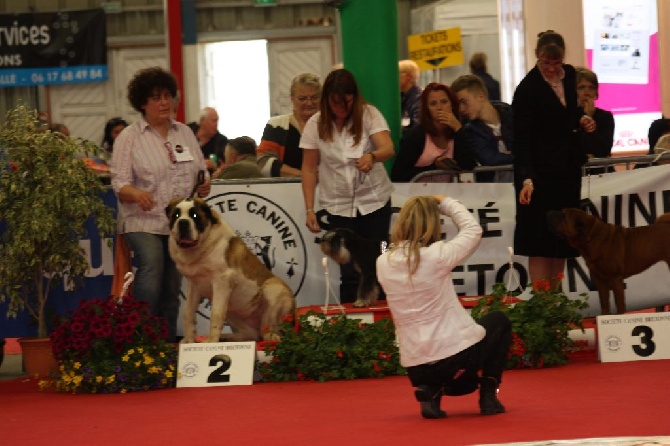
[352,299,371,308]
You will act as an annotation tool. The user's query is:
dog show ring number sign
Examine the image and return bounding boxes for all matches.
[596,314,670,363]
[177,342,256,387]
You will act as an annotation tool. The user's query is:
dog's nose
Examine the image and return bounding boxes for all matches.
[178,219,191,237]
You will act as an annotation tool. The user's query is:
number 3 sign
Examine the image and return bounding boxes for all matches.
[597,313,670,363]
[177,342,256,387]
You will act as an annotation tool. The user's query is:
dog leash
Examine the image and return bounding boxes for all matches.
[189,170,205,199]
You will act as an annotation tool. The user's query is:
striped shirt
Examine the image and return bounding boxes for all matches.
[300,104,393,217]
[111,117,207,235]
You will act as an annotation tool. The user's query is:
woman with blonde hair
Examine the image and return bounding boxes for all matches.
[377,195,511,419]
[257,72,321,177]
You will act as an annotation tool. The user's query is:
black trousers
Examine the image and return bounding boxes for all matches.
[327,200,391,303]
[406,311,512,395]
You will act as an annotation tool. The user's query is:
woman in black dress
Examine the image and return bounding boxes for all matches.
[512,30,596,289]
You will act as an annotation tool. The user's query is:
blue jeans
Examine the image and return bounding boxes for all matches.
[124,232,182,342]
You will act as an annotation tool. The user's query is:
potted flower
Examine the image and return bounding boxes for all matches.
[0,105,116,373]
[43,294,177,393]
[471,274,589,369]
[257,311,405,382]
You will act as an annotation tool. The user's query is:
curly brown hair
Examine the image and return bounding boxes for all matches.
[127,66,178,114]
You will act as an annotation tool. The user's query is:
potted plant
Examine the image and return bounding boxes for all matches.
[257,311,404,382]
[471,274,589,369]
[0,105,116,374]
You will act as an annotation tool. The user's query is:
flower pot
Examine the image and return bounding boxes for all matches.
[17,337,58,377]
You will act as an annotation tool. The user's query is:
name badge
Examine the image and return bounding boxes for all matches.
[174,145,195,162]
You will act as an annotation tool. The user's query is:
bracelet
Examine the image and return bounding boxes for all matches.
[523,179,534,188]
[368,152,377,162]
[306,209,315,214]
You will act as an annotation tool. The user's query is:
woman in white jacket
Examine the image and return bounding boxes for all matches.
[377,195,511,419]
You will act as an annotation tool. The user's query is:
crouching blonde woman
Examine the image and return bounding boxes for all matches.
[376,195,512,419]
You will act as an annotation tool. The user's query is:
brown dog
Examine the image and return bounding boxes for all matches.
[166,197,296,343]
[547,208,670,314]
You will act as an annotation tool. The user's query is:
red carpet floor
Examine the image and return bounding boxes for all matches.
[1,352,669,446]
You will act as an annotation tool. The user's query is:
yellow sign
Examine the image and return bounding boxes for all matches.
[407,27,464,71]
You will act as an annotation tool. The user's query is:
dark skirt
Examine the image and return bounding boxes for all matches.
[513,176,581,258]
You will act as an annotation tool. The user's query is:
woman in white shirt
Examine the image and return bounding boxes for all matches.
[301,68,395,303]
[377,195,511,419]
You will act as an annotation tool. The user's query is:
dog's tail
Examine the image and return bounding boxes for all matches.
[657,213,670,224]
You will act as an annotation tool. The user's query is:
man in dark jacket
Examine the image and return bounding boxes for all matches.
[451,75,513,182]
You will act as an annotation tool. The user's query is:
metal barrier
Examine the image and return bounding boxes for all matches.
[408,153,670,183]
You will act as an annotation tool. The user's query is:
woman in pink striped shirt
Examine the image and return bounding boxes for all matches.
[111,67,211,341]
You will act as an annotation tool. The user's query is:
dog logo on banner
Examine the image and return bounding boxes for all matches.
[181,192,308,321]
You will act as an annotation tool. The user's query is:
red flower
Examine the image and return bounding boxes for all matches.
[556,271,564,281]
[336,349,343,359]
[533,279,551,292]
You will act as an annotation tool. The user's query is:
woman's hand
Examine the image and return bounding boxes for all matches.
[197,177,211,198]
[580,97,596,117]
[580,115,596,133]
[133,189,156,211]
[519,183,533,205]
[436,110,462,132]
[355,153,375,173]
[306,211,321,233]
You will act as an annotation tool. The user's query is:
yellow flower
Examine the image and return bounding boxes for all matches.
[135,361,141,368]
[120,389,127,394]
[122,355,130,362]
[96,376,103,383]
[165,370,173,378]
[159,352,166,358]
[105,375,115,384]
[127,348,135,355]
[137,347,144,353]
[143,355,154,365]
[74,362,81,370]
[73,375,83,385]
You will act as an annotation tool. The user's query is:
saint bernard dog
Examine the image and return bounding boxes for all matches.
[166,197,296,343]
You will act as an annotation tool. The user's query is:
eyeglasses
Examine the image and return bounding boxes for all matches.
[149,92,174,103]
[295,95,320,104]
[164,142,176,164]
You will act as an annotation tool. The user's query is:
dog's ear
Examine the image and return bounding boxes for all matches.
[197,199,219,225]
[165,197,183,218]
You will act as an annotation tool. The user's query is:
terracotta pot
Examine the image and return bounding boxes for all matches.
[17,337,58,377]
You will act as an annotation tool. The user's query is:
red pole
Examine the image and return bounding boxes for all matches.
[165,0,185,122]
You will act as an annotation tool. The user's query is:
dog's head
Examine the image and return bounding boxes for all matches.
[319,228,358,265]
[165,197,219,249]
[547,208,597,249]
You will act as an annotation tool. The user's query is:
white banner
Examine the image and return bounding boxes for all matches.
[179,166,670,334]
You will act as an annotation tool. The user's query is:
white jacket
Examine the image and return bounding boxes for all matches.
[377,197,485,367]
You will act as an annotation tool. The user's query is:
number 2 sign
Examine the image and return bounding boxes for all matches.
[177,341,256,387]
[597,313,670,363]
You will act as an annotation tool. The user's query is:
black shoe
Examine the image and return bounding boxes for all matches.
[414,385,447,419]
[479,377,506,415]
